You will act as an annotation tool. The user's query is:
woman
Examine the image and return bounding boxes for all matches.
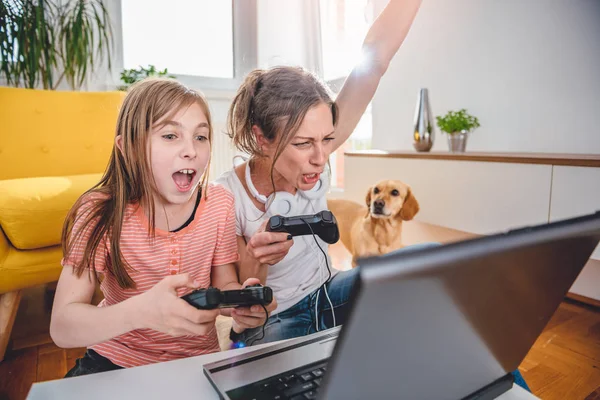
[214,0,532,390]
[215,0,423,346]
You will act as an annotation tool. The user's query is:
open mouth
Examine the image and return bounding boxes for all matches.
[302,173,320,185]
[172,169,196,192]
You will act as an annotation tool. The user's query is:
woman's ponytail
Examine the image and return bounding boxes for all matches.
[227,69,265,156]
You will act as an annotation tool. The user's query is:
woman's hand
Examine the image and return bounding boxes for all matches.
[133,273,220,337]
[230,278,278,334]
[246,219,294,266]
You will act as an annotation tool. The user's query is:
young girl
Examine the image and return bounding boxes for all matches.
[50,78,275,377]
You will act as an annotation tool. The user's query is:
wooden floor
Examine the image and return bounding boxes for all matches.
[0,286,101,400]
[1,239,600,399]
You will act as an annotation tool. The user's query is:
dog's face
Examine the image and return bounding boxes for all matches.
[365,180,419,221]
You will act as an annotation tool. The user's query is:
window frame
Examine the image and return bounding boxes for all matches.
[114,0,258,94]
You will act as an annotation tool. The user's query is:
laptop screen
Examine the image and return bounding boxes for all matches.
[322,211,600,399]
[204,211,600,400]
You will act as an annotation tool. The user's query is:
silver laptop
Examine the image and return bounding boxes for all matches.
[204,211,600,400]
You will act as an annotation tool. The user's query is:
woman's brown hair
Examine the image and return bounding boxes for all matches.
[227,66,338,177]
[62,78,213,289]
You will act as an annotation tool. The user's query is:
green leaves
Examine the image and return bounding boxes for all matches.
[0,0,58,89]
[58,0,113,89]
[0,0,113,90]
[435,109,480,135]
[118,65,175,91]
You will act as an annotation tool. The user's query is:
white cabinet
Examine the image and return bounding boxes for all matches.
[342,154,600,301]
[550,166,600,259]
[343,156,552,235]
[549,166,600,300]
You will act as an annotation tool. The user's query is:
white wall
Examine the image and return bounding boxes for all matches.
[372,0,600,154]
[343,156,554,234]
[78,0,122,91]
[208,98,239,181]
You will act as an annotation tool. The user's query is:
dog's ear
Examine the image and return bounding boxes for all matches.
[365,186,373,207]
[399,189,420,221]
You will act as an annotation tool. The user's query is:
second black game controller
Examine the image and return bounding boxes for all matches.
[266,210,340,244]
[181,284,273,310]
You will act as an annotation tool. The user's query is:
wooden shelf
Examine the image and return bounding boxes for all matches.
[345,150,600,168]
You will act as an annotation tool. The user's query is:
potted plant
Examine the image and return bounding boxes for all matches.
[435,109,480,152]
[117,65,175,91]
[0,0,113,90]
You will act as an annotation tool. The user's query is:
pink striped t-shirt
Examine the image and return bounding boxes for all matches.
[61,183,239,368]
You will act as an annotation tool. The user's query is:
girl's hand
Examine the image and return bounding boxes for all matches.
[230,278,278,333]
[246,219,293,266]
[134,273,220,337]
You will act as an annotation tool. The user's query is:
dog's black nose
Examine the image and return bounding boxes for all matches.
[373,199,385,209]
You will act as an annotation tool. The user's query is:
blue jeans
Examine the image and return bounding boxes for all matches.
[237,243,438,345]
[237,266,360,345]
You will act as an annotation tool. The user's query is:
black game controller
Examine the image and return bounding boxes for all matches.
[181,284,273,310]
[266,210,340,244]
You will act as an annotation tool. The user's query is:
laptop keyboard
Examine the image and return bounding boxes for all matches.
[226,359,329,400]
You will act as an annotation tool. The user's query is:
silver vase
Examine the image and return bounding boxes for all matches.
[413,88,435,152]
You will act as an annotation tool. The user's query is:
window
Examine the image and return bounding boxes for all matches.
[119,0,257,91]
[319,0,373,81]
[121,0,234,78]
[319,0,374,188]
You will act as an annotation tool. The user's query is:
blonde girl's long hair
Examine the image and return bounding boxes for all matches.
[62,78,213,289]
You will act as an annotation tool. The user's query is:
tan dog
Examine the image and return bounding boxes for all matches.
[327,180,419,266]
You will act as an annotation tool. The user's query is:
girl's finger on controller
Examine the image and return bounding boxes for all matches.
[181,306,219,324]
[232,308,248,316]
[237,307,263,317]
[249,311,267,319]
[233,314,259,327]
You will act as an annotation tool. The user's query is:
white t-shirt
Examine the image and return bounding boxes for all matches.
[214,168,336,315]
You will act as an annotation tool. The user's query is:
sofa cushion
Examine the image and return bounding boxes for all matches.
[0,87,124,181]
[0,173,102,250]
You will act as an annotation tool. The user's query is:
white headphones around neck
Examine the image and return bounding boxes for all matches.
[244,161,329,217]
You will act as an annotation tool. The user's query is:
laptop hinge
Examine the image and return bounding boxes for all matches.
[462,373,514,400]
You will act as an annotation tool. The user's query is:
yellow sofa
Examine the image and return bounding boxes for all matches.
[0,87,125,361]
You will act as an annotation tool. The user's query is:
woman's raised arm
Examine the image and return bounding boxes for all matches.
[331,0,422,152]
